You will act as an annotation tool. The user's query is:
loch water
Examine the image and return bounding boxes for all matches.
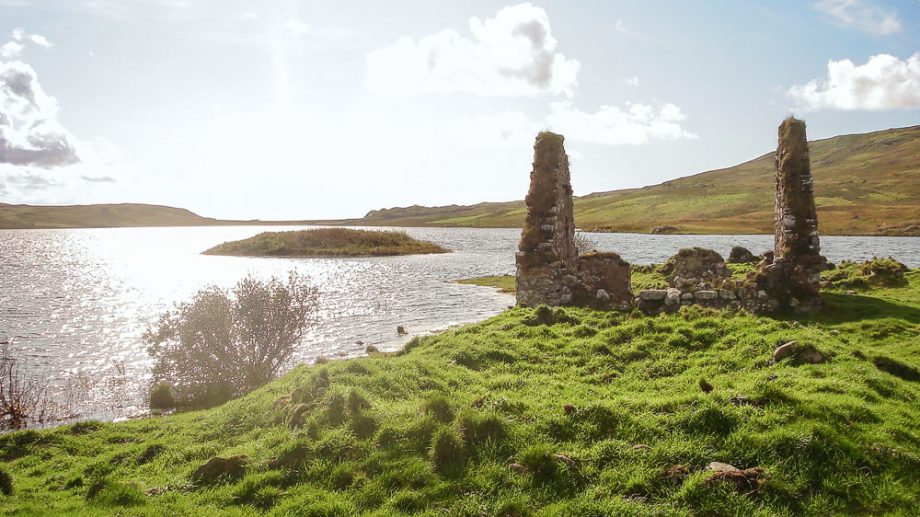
[2,226,918,423]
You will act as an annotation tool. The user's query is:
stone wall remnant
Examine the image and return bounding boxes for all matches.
[660,248,731,289]
[515,132,631,308]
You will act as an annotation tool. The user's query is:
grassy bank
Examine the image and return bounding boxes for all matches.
[2,273,918,515]
[203,228,449,258]
[457,275,516,293]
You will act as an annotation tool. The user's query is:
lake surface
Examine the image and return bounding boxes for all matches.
[1,226,918,423]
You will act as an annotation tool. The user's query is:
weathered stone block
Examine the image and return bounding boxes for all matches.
[694,290,718,300]
[639,289,668,301]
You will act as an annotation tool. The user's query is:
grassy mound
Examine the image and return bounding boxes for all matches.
[203,228,449,257]
[824,258,910,290]
[2,273,918,514]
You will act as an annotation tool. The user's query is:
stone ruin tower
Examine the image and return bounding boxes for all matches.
[516,132,577,306]
[516,132,632,308]
[750,117,823,312]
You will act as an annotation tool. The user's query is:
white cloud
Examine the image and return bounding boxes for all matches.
[0,32,80,168]
[545,101,696,145]
[0,40,23,58]
[788,53,920,110]
[813,0,901,35]
[625,75,640,87]
[29,34,51,48]
[365,2,579,97]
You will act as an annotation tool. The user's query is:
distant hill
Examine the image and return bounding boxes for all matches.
[356,125,920,236]
[0,203,224,229]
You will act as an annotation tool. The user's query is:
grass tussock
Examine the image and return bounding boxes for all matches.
[824,257,910,290]
[203,228,449,257]
[0,271,918,514]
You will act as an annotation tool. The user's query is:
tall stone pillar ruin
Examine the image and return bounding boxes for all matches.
[750,117,823,312]
[515,132,632,308]
[515,132,578,306]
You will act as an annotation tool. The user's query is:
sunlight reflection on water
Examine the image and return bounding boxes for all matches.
[1,225,918,422]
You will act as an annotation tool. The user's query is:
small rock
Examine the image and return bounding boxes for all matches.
[191,455,247,486]
[772,341,798,362]
[563,404,577,415]
[365,345,380,354]
[508,463,527,474]
[699,378,714,393]
[694,290,718,300]
[728,246,757,264]
[396,325,408,336]
[680,292,694,301]
[706,462,767,490]
[707,461,741,474]
[596,289,610,302]
[718,289,737,300]
[631,444,651,451]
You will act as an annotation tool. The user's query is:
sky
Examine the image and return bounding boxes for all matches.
[0,0,918,220]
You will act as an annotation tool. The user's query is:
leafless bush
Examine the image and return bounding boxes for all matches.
[145,271,318,409]
[0,344,53,429]
[575,232,598,254]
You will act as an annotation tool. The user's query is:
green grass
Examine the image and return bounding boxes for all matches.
[457,275,516,293]
[459,263,759,294]
[355,126,920,236]
[202,228,449,258]
[1,273,919,515]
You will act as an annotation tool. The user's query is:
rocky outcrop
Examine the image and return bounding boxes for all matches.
[516,132,631,308]
[747,118,825,312]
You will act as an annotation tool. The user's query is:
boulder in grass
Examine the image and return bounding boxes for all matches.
[191,455,247,486]
[706,461,767,491]
[773,341,825,364]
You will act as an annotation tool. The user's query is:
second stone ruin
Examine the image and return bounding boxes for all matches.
[515,132,632,309]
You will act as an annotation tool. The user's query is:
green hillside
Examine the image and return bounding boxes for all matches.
[357,125,920,236]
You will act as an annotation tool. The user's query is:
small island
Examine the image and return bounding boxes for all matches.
[202,228,449,257]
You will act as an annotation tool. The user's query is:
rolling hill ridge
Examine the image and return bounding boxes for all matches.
[357,125,920,236]
[2,125,918,235]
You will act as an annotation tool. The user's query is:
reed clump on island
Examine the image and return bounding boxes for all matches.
[1,266,918,514]
[202,228,449,257]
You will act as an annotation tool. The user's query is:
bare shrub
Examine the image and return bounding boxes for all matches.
[145,271,318,409]
[575,232,598,254]
[0,344,53,429]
